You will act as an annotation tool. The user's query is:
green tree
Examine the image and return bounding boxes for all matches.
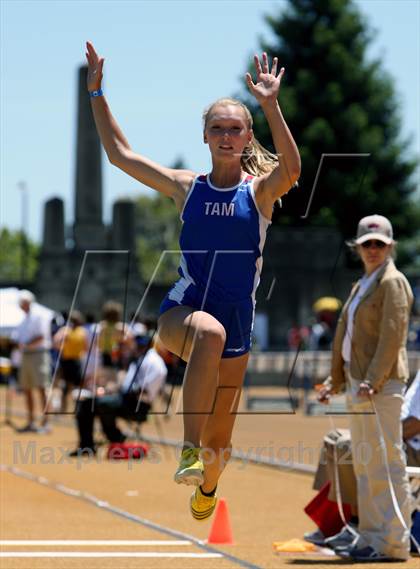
[135,193,182,284]
[0,228,39,281]
[241,0,419,239]
[134,158,187,284]
[397,234,420,275]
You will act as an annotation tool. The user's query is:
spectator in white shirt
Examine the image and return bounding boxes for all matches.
[15,290,52,433]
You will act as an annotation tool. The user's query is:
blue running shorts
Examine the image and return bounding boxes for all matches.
[159,283,254,359]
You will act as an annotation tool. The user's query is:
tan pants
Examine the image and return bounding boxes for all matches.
[346,369,411,559]
[19,351,51,389]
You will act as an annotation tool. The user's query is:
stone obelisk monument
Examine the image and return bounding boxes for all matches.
[73,66,106,249]
[35,65,144,317]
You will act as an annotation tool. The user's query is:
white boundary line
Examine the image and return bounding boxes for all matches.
[1,465,260,569]
[0,540,191,546]
[0,552,222,558]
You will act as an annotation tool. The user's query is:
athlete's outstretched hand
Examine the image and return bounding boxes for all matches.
[246,52,284,106]
[85,41,104,92]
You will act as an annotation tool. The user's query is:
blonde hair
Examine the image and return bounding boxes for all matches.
[202,98,278,177]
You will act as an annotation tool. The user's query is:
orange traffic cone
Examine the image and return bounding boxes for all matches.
[207,498,234,544]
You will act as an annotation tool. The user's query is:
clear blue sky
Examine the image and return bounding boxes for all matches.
[1,0,419,242]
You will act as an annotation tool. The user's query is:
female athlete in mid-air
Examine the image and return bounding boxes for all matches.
[86,41,300,520]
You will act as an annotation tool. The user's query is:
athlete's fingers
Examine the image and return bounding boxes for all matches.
[253,54,262,77]
[277,67,285,82]
[86,55,95,70]
[245,73,256,91]
[271,57,278,76]
[86,49,95,64]
[86,41,99,63]
[86,48,96,67]
[86,41,96,54]
[262,52,269,73]
[86,42,94,57]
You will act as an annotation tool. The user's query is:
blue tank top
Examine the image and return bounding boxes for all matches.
[174,174,271,303]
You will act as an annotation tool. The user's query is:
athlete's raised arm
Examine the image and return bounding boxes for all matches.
[246,53,301,203]
[85,42,194,204]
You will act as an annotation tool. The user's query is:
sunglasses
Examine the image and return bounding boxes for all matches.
[360,240,387,249]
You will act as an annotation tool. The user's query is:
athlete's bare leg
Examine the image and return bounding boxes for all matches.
[200,353,249,492]
[158,306,226,448]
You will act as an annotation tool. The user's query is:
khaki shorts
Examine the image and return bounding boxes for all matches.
[19,351,51,389]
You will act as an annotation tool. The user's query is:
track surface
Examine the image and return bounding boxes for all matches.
[1,387,418,568]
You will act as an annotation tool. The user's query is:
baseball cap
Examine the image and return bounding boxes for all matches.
[355,215,393,245]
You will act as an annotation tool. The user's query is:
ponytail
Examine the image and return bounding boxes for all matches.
[241,137,278,176]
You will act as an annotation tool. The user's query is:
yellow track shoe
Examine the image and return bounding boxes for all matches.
[174,447,204,486]
[190,485,218,521]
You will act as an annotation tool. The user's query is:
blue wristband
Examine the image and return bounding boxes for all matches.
[89,89,103,98]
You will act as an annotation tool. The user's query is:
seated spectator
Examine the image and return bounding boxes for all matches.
[53,311,88,412]
[69,333,167,456]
